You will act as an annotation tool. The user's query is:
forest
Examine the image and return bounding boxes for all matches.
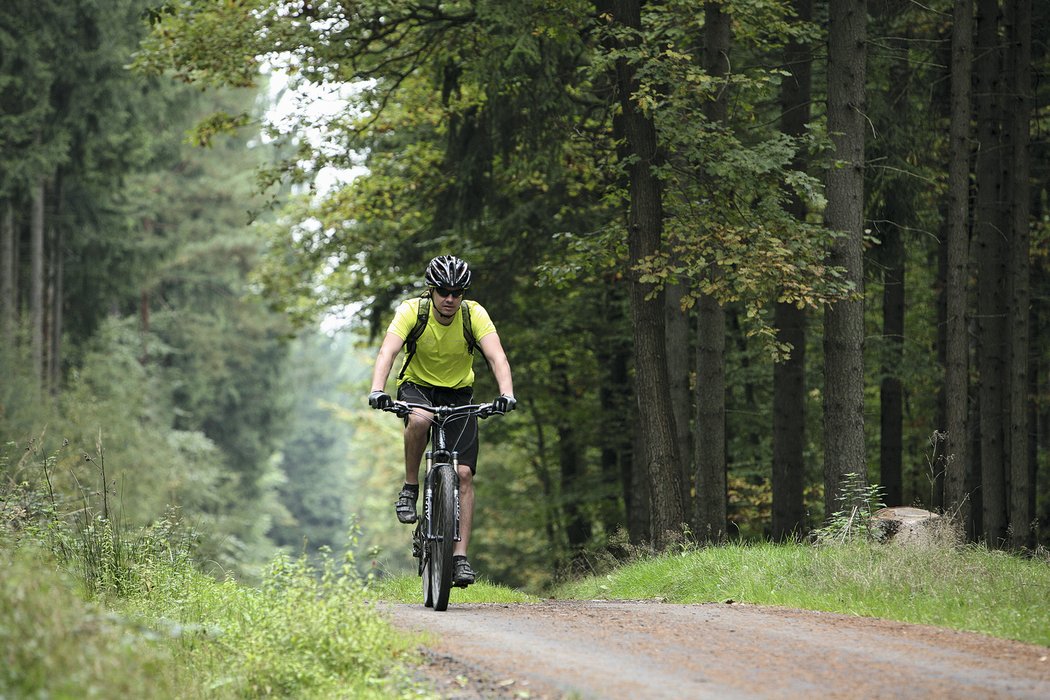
[2,0,1049,591]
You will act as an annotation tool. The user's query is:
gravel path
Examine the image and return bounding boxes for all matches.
[383,600,1050,699]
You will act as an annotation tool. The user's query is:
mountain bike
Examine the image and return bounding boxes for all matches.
[382,400,501,611]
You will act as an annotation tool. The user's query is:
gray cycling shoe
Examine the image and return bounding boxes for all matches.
[395,487,418,524]
[453,557,476,587]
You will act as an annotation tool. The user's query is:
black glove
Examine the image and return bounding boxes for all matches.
[369,391,393,410]
[493,394,517,414]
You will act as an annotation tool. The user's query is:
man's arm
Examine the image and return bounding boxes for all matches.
[478,332,514,397]
[371,332,406,393]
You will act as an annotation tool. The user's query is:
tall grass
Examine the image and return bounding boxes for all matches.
[2,444,431,699]
[0,545,194,699]
[119,549,423,699]
[555,540,1050,646]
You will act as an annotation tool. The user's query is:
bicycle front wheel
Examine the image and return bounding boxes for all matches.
[428,464,457,611]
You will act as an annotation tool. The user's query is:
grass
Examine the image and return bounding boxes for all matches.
[553,540,1050,647]
[370,574,539,605]
[0,545,194,699]
[116,551,426,699]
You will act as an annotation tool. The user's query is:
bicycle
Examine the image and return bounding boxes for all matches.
[382,399,502,611]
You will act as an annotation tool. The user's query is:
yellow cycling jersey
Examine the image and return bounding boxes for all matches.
[387,297,496,388]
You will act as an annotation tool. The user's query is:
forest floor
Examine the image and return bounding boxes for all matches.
[383,599,1050,699]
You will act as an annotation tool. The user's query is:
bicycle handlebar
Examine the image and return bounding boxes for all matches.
[381,400,503,420]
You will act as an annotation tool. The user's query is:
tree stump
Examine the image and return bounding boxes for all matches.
[871,507,949,545]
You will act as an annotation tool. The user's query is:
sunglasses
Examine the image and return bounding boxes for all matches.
[434,287,465,298]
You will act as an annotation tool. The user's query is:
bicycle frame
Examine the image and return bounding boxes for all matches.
[423,427,462,547]
[385,400,498,610]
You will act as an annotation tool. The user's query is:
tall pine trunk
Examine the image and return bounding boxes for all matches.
[772,0,812,541]
[1005,0,1032,549]
[30,179,45,385]
[665,284,692,514]
[943,0,974,535]
[876,28,914,508]
[694,0,730,542]
[0,202,14,345]
[879,211,904,506]
[610,0,685,548]
[822,0,868,516]
[48,195,63,392]
[974,0,1008,546]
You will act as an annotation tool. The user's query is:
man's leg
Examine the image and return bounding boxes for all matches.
[453,462,476,586]
[393,413,431,523]
[403,412,430,485]
[394,383,434,523]
[454,463,473,556]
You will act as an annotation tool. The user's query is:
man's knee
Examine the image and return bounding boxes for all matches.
[405,413,429,436]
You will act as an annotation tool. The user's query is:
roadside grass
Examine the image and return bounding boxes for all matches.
[117,550,428,699]
[553,540,1050,647]
[0,545,194,699]
[1,537,437,699]
[370,573,538,605]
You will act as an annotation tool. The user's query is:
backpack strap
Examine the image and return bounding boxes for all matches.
[461,300,477,355]
[398,295,431,380]
[397,296,479,381]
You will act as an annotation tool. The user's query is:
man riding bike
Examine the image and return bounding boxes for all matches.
[368,255,516,587]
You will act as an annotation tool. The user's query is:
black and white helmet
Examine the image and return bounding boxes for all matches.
[425,255,472,289]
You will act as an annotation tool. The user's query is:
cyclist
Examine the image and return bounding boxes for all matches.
[368,255,516,587]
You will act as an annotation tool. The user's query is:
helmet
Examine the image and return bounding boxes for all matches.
[425,255,472,289]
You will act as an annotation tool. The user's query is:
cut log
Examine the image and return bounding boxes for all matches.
[871,507,952,545]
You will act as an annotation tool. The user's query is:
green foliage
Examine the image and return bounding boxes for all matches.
[129,0,1050,571]
[812,473,887,544]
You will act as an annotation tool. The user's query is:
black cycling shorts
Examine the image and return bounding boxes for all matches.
[397,382,479,472]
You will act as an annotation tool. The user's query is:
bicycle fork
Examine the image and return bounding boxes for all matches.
[421,450,462,545]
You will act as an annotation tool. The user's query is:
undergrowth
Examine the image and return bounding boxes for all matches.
[1,439,429,699]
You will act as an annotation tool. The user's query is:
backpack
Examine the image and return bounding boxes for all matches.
[397,294,478,380]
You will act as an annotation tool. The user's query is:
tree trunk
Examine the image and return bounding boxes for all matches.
[665,281,692,515]
[48,197,63,392]
[692,0,731,543]
[944,0,974,536]
[880,215,904,506]
[696,292,726,541]
[974,0,1008,546]
[1005,0,1032,549]
[0,202,14,345]
[822,0,868,518]
[598,305,637,540]
[875,26,914,508]
[610,0,685,548]
[30,179,45,384]
[559,421,590,553]
[772,0,812,541]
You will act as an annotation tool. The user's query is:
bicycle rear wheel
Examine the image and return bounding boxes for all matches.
[428,464,457,611]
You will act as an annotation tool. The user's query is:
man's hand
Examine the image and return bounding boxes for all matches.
[493,395,517,414]
[369,391,393,410]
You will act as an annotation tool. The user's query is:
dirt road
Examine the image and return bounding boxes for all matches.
[383,600,1050,699]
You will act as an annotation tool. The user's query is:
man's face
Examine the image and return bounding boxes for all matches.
[431,286,465,318]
